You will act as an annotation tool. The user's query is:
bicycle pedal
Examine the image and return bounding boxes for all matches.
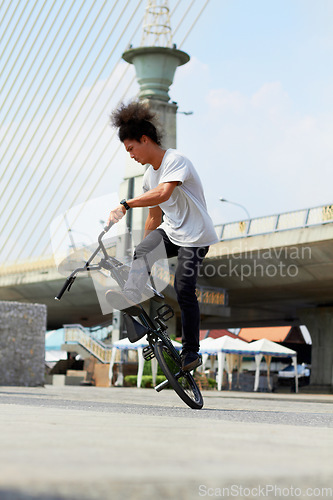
[142,345,155,361]
[155,304,174,322]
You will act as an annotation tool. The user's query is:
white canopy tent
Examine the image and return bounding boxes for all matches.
[109,337,182,388]
[200,336,250,391]
[199,336,298,392]
[242,338,298,393]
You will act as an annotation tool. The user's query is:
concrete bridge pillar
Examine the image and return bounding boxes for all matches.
[299,307,333,392]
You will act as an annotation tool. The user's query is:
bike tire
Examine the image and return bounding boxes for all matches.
[154,341,203,410]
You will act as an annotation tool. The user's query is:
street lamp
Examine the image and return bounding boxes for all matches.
[220,198,251,220]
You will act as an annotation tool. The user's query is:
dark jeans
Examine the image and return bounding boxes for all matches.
[124,229,209,353]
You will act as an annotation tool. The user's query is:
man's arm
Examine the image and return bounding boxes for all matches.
[108,181,178,225]
[128,181,178,208]
[144,206,163,238]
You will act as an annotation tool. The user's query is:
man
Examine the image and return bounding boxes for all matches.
[107,101,218,371]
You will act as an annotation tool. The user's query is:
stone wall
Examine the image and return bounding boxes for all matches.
[0,301,46,386]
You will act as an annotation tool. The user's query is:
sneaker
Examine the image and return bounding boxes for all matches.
[181,351,202,371]
[105,290,142,316]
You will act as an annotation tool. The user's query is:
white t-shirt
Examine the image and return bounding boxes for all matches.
[142,149,218,247]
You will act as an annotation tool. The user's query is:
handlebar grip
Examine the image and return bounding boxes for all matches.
[55,277,74,301]
[103,221,114,233]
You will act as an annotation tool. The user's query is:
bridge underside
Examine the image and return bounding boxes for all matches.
[0,273,112,330]
[199,225,333,329]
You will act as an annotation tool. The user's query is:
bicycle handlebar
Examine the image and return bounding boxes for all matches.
[103,221,113,232]
[55,276,76,300]
[55,221,114,300]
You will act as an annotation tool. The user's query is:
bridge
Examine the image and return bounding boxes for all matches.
[2,202,333,388]
[202,203,333,328]
[1,2,332,390]
[1,202,333,327]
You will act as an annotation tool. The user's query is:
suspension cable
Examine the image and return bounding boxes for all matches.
[0,0,83,191]
[0,0,212,262]
[2,1,142,260]
[178,0,210,48]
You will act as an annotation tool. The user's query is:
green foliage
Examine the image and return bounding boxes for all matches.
[124,374,167,388]
[125,373,217,389]
[124,375,137,387]
[142,359,164,376]
[142,360,151,375]
[207,378,217,389]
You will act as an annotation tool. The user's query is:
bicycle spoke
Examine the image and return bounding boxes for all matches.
[154,341,203,409]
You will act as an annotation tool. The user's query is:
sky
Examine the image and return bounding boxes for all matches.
[1,0,333,260]
[172,0,333,223]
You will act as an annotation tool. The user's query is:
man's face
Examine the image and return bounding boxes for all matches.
[123,137,149,165]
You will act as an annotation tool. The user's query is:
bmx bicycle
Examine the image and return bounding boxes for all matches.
[55,224,204,410]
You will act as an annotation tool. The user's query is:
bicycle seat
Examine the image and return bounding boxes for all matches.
[123,313,149,343]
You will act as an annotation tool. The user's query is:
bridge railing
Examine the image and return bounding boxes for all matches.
[64,324,112,363]
[215,203,333,241]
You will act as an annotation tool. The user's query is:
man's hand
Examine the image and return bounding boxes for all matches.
[107,205,126,225]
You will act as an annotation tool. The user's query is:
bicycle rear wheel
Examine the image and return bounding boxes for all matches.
[154,341,203,409]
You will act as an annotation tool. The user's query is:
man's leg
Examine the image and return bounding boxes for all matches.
[174,246,209,369]
[124,229,178,300]
[106,229,177,311]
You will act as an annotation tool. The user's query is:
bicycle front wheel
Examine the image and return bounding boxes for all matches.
[154,341,203,409]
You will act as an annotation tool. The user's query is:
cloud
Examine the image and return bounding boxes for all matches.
[187,80,333,221]
[207,88,246,114]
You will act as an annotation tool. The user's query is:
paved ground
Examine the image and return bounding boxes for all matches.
[0,386,332,500]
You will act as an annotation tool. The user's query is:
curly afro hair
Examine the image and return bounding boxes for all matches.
[110,100,162,146]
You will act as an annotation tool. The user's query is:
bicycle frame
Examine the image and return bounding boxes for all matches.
[55,223,179,369]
